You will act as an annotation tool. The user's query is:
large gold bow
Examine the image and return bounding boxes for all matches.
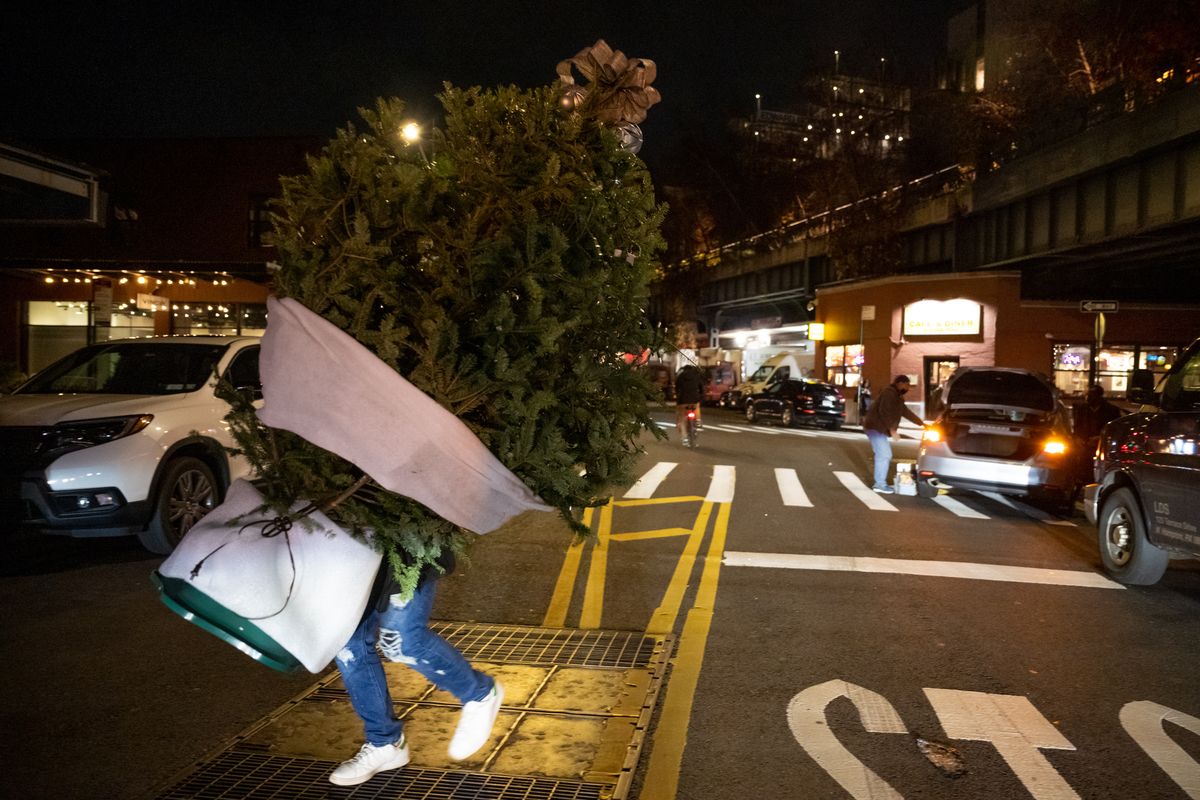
[556,40,661,126]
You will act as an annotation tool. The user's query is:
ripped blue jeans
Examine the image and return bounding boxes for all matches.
[335,575,494,746]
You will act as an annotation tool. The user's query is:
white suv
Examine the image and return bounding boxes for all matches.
[0,336,261,553]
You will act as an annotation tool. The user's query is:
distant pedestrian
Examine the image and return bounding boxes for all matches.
[1073,384,1122,443]
[862,375,925,494]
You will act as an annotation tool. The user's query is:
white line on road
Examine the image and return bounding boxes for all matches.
[706,465,736,503]
[774,468,814,507]
[742,425,785,435]
[933,494,990,519]
[979,491,1077,527]
[702,424,746,433]
[833,471,898,511]
[722,551,1124,589]
[624,462,678,499]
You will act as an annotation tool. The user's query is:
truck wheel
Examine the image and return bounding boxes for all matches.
[138,457,219,555]
[1097,487,1169,585]
[745,403,757,423]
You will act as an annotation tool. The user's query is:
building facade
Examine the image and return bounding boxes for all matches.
[0,137,321,377]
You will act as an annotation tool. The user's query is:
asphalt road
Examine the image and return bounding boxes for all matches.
[3,406,1199,799]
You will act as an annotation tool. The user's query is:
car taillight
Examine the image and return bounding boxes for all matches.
[922,426,942,443]
[1042,438,1068,455]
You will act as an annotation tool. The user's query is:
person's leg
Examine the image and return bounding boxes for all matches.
[866,429,893,489]
[377,576,493,703]
[336,606,404,746]
[675,404,687,440]
[330,607,410,785]
[378,575,503,761]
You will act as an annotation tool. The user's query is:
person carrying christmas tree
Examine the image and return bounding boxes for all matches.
[204,40,666,788]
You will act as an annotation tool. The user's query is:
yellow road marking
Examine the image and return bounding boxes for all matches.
[579,500,614,629]
[639,501,731,800]
[610,527,694,542]
[645,502,713,636]
[615,496,705,507]
[541,507,593,628]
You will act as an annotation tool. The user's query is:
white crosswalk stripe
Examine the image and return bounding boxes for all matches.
[706,465,736,503]
[624,462,677,499]
[833,471,899,511]
[932,494,990,519]
[979,491,1077,527]
[774,468,813,507]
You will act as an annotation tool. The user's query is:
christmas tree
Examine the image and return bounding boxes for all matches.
[225,42,667,595]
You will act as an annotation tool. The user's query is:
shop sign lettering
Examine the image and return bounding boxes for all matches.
[903,298,982,336]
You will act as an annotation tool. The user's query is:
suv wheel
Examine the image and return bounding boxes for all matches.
[138,456,219,555]
[780,405,794,427]
[1097,487,1169,585]
[745,403,757,423]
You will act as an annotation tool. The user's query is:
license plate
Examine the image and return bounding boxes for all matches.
[968,424,1019,435]
[822,398,834,407]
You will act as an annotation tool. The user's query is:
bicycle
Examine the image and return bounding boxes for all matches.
[679,403,700,448]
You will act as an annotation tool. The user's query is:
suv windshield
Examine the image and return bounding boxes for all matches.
[19,342,228,395]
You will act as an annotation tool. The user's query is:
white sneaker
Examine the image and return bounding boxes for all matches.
[328,738,410,786]
[448,683,504,760]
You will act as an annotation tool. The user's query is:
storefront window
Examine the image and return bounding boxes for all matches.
[1138,346,1176,375]
[171,303,267,336]
[1052,343,1179,398]
[1095,347,1136,395]
[825,344,863,387]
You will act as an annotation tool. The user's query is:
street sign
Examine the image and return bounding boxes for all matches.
[1080,300,1119,313]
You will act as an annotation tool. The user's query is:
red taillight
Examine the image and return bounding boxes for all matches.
[686,410,696,419]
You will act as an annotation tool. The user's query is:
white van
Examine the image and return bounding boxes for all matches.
[720,352,805,409]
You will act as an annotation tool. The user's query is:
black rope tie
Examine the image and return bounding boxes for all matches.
[183,476,371,621]
[187,509,314,620]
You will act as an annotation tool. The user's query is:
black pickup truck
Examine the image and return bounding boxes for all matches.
[1085,337,1200,585]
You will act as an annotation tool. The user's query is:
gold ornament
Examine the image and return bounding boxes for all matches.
[556,39,661,127]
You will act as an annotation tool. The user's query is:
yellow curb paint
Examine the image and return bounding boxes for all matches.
[645,502,713,636]
[615,496,705,508]
[611,527,695,542]
[639,501,731,800]
[541,507,593,628]
[579,500,614,629]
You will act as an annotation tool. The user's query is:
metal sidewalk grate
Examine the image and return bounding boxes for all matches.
[159,750,606,799]
[153,623,671,800]
[430,622,658,669]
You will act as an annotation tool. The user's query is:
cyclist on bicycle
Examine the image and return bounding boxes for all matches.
[673,364,706,444]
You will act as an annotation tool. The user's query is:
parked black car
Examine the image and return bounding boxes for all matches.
[744,378,846,430]
[1085,336,1200,585]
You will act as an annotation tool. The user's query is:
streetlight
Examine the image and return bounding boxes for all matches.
[400,121,428,164]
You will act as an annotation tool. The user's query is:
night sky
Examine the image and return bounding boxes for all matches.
[3,1,967,177]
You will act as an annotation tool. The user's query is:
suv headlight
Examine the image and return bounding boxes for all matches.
[40,415,154,458]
